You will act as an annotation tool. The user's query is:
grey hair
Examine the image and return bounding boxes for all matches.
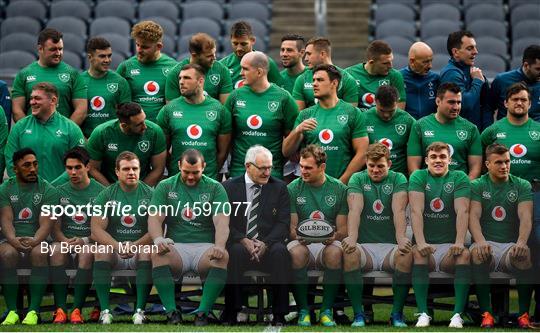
[245,145,272,164]
[249,51,269,73]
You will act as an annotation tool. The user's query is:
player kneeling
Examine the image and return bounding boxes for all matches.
[287,145,348,327]
[409,142,471,328]
[148,150,229,326]
[342,143,412,327]
[469,144,534,328]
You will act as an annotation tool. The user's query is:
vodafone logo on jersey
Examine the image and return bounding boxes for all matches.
[362,93,376,107]
[430,198,444,212]
[187,124,203,139]
[121,215,137,228]
[319,129,334,144]
[71,212,87,225]
[234,79,245,89]
[491,206,506,221]
[510,144,527,158]
[379,138,393,150]
[90,96,105,111]
[143,81,160,95]
[247,115,263,129]
[181,207,196,222]
[18,208,32,220]
[310,210,325,220]
[372,199,384,214]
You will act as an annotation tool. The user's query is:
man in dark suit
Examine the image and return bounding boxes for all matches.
[222,145,291,326]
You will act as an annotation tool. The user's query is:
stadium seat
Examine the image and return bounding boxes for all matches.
[177,52,190,60]
[62,33,86,56]
[432,53,449,72]
[138,1,180,24]
[512,20,540,42]
[50,0,91,20]
[510,57,522,69]
[182,1,224,21]
[97,33,131,57]
[95,0,136,22]
[375,20,416,40]
[382,36,413,56]
[180,18,221,40]
[375,4,416,23]
[476,36,508,59]
[474,54,507,78]
[509,0,537,10]
[465,4,505,25]
[512,38,540,58]
[421,0,460,7]
[393,53,408,69]
[425,36,449,55]
[177,35,191,56]
[0,17,42,37]
[0,33,36,54]
[184,0,226,3]
[62,50,82,69]
[0,50,36,71]
[467,20,507,40]
[161,35,176,57]
[141,16,177,38]
[463,0,503,8]
[224,18,269,39]
[90,17,131,38]
[376,0,415,7]
[47,17,87,37]
[420,4,461,24]
[229,2,270,22]
[6,0,48,22]
[229,0,271,4]
[420,19,461,40]
[511,4,540,24]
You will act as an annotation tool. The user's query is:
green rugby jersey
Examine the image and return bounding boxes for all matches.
[116,54,177,122]
[409,169,470,244]
[219,52,283,89]
[156,96,231,179]
[471,173,532,243]
[364,107,415,175]
[94,181,154,242]
[481,118,540,183]
[149,174,229,243]
[11,61,86,118]
[280,68,306,94]
[165,58,232,101]
[294,100,366,178]
[348,170,407,243]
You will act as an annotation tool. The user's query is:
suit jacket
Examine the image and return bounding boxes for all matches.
[222,175,290,246]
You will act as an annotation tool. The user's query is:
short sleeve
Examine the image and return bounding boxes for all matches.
[407,121,423,156]
[408,170,425,192]
[454,171,471,199]
[351,108,367,138]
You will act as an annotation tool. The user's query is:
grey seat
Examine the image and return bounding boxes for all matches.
[421,0,460,6]
[474,53,507,74]
[432,53,450,72]
[382,36,413,56]
[1,17,42,36]
[224,18,268,38]
[0,33,36,54]
[375,19,416,40]
[511,57,522,69]
[90,17,131,37]
[512,20,540,42]
[6,0,47,22]
[142,17,177,38]
[463,0,503,8]
[425,36,449,55]
[182,1,224,21]
[375,4,416,23]
[62,33,86,55]
[95,0,136,22]
[0,50,36,74]
[393,53,409,69]
[139,1,180,23]
[177,35,192,56]
[476,36,508,59]
[47,17,87,37]
[229,0,271,3]
[62,50,82,69]
[512,38,540,58]
[50,0,91,20]
[465,4,505,25]
[511,4,540,24]
[420,19,461,39]
[229,2,270,22]
[161,35,176,57]
[180,18,221,40]
[467,19,507,40]
[509,0,538,10]
[421,4,461,24]
[98,33,131,57]
[184,0,225,3]
[377,0,415,6]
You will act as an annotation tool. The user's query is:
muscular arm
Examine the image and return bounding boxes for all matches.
[392,191,408,241]
[143,151,166,187]
[1,206,16,243]
[454,197,470,245]
[90,215,119,249]
[32,215,54,245]
[70,99,87,125]
[289,213,299,240]
[52,217,70,243]
[89,160,110,186]
[468,200,486,243]
[282,127,304,158]
[217,134,231,170]
[11,97,26,122]
[219,93,229,105]
[407,156,422,176]
[345,193,363,244]
[147,214,166,240]
[295,100,306,111]
[212,213,230,249]
[339,136,368,185]
[334,214,347,241]
[409,191,427,245]
[516,200,533,245]
[467,155,482,180]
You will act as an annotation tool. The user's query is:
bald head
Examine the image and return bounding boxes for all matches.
[408,42,433,75]
[243,51,269,73]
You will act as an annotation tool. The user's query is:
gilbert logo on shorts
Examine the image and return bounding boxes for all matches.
[90,96,105,111]
[362,93,375,107]
[318,129,334,144]
[509,144,527,158]
[181,207,196,222]
[379,138,393,150]
[143,81,159,95]
[18,207,32,220]
[372,199,384,214]
[309,210,325,220]
[430,198,444,212]
[247,115,263,129]
[491,206,506,221]
[71,212,87,225]
[186,124,203,139]
[121,215,137,228]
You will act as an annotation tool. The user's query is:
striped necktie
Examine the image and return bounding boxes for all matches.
[246,184,261,239]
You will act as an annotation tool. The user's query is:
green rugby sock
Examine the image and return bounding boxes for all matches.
[412,264,429,313]
[197,268,227,314]
[392,269,411,314]
[135,261,152,310]
[292,267,309,312]
[472,263,492,313]
[2,267,18,311]
[93,261,112,311]
[29,266,49,312]
[51,264,68,311]
[453,265,471,314]
[516,269,534,315]
[344,269,363,315]
[152,265,177,313]
[320,268,342,313]
[72,268,92,310]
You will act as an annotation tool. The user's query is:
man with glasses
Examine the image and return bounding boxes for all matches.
[222,145,291,326]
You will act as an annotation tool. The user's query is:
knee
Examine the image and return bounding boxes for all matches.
[323,246,343,269]
[0,245,19,266]
[30,245,48,265]
[396,250,413,269]
[343,249,360,271]
[94,252,112,262]
[78,252,94,268]
[458,248,471,263]
[289,245,308,269]
[412,246,426,263]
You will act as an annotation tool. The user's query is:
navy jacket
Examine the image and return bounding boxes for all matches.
[400,66,440,119]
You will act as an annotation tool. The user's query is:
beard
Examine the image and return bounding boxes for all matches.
[509,110,527,118]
